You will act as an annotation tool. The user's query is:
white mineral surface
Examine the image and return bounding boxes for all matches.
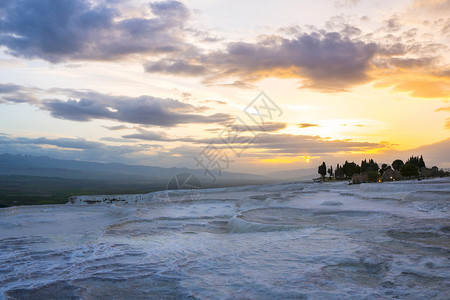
[1,178,449,299]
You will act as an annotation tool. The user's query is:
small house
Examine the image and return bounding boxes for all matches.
[382,168,401,181]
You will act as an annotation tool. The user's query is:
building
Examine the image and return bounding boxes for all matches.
[419,166,439,178]
[382,168,401,181]
[352,172,369,184]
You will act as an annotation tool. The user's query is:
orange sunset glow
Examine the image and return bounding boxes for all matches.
[0,0,448,175]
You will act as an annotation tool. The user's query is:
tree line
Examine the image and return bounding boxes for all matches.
[317,155,439,181]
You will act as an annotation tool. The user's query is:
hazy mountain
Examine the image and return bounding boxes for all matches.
[0,153,271,186]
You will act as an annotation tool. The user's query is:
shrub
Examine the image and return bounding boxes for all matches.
[400,163,419,178]
[368,171,380,182]
[392,159,404,171]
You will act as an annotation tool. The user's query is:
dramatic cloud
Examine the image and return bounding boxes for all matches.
[122,127,216,143]
[146,31,377,91]
[0,0,191,62]
[0,84,233,127]
[240,133,383,155]
[121,126,381,157]
[42,93,232,127]
[1,0,447,96]
[163,131,383,155]
[42,92,233,126]
[2,131,383,163]
[0,0,448,97]
[140,7,449,96]
[371,43,450,98]
[171,132,383,157]
[122,122,287,143]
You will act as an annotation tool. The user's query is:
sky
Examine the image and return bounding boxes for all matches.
[0,0,449,175]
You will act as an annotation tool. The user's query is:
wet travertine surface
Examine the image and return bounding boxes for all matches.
[1,178,449,299]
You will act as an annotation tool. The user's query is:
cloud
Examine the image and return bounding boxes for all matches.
[1,1,448,98]
[394,80,450,98]
[140,9,449,96]
[209,80,256,89]
[298,123,319,128]
[0,135,104,150]
[102,125,132,131]
[446,118,450,129]
[119,129,385,165]
[334,0,360,8]
[213,31,377,91]
[122,127,212,143]
[144,59,207,76]
[0,83,40,104]
[372,46,450,98]
[388,57,436,69]
[146,31,377,92]
[0,83,21,93]
[177,122,287,137]
[15,137,104,150]
[383,17,402,32]
[0,134,163,165]
[204,100,227,105]
[409,0,450,18]
[42,92,233,126]
[0,84,233,127]
[0,0,191,62]
[180,132,383,155]
[375,76,450,98]
[225,133,384,155]
[122,128,174,142]
[121,122,284,143]
[230,122,287,132]
[2,0,446,97]
[434,106,450,112]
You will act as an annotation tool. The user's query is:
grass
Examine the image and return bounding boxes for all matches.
[0,175,166,207]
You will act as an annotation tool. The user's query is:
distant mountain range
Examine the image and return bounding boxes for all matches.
[0,153,274,187]
[0,153,318,207]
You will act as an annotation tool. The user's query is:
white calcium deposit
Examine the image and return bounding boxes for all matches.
[1,178,449,299]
